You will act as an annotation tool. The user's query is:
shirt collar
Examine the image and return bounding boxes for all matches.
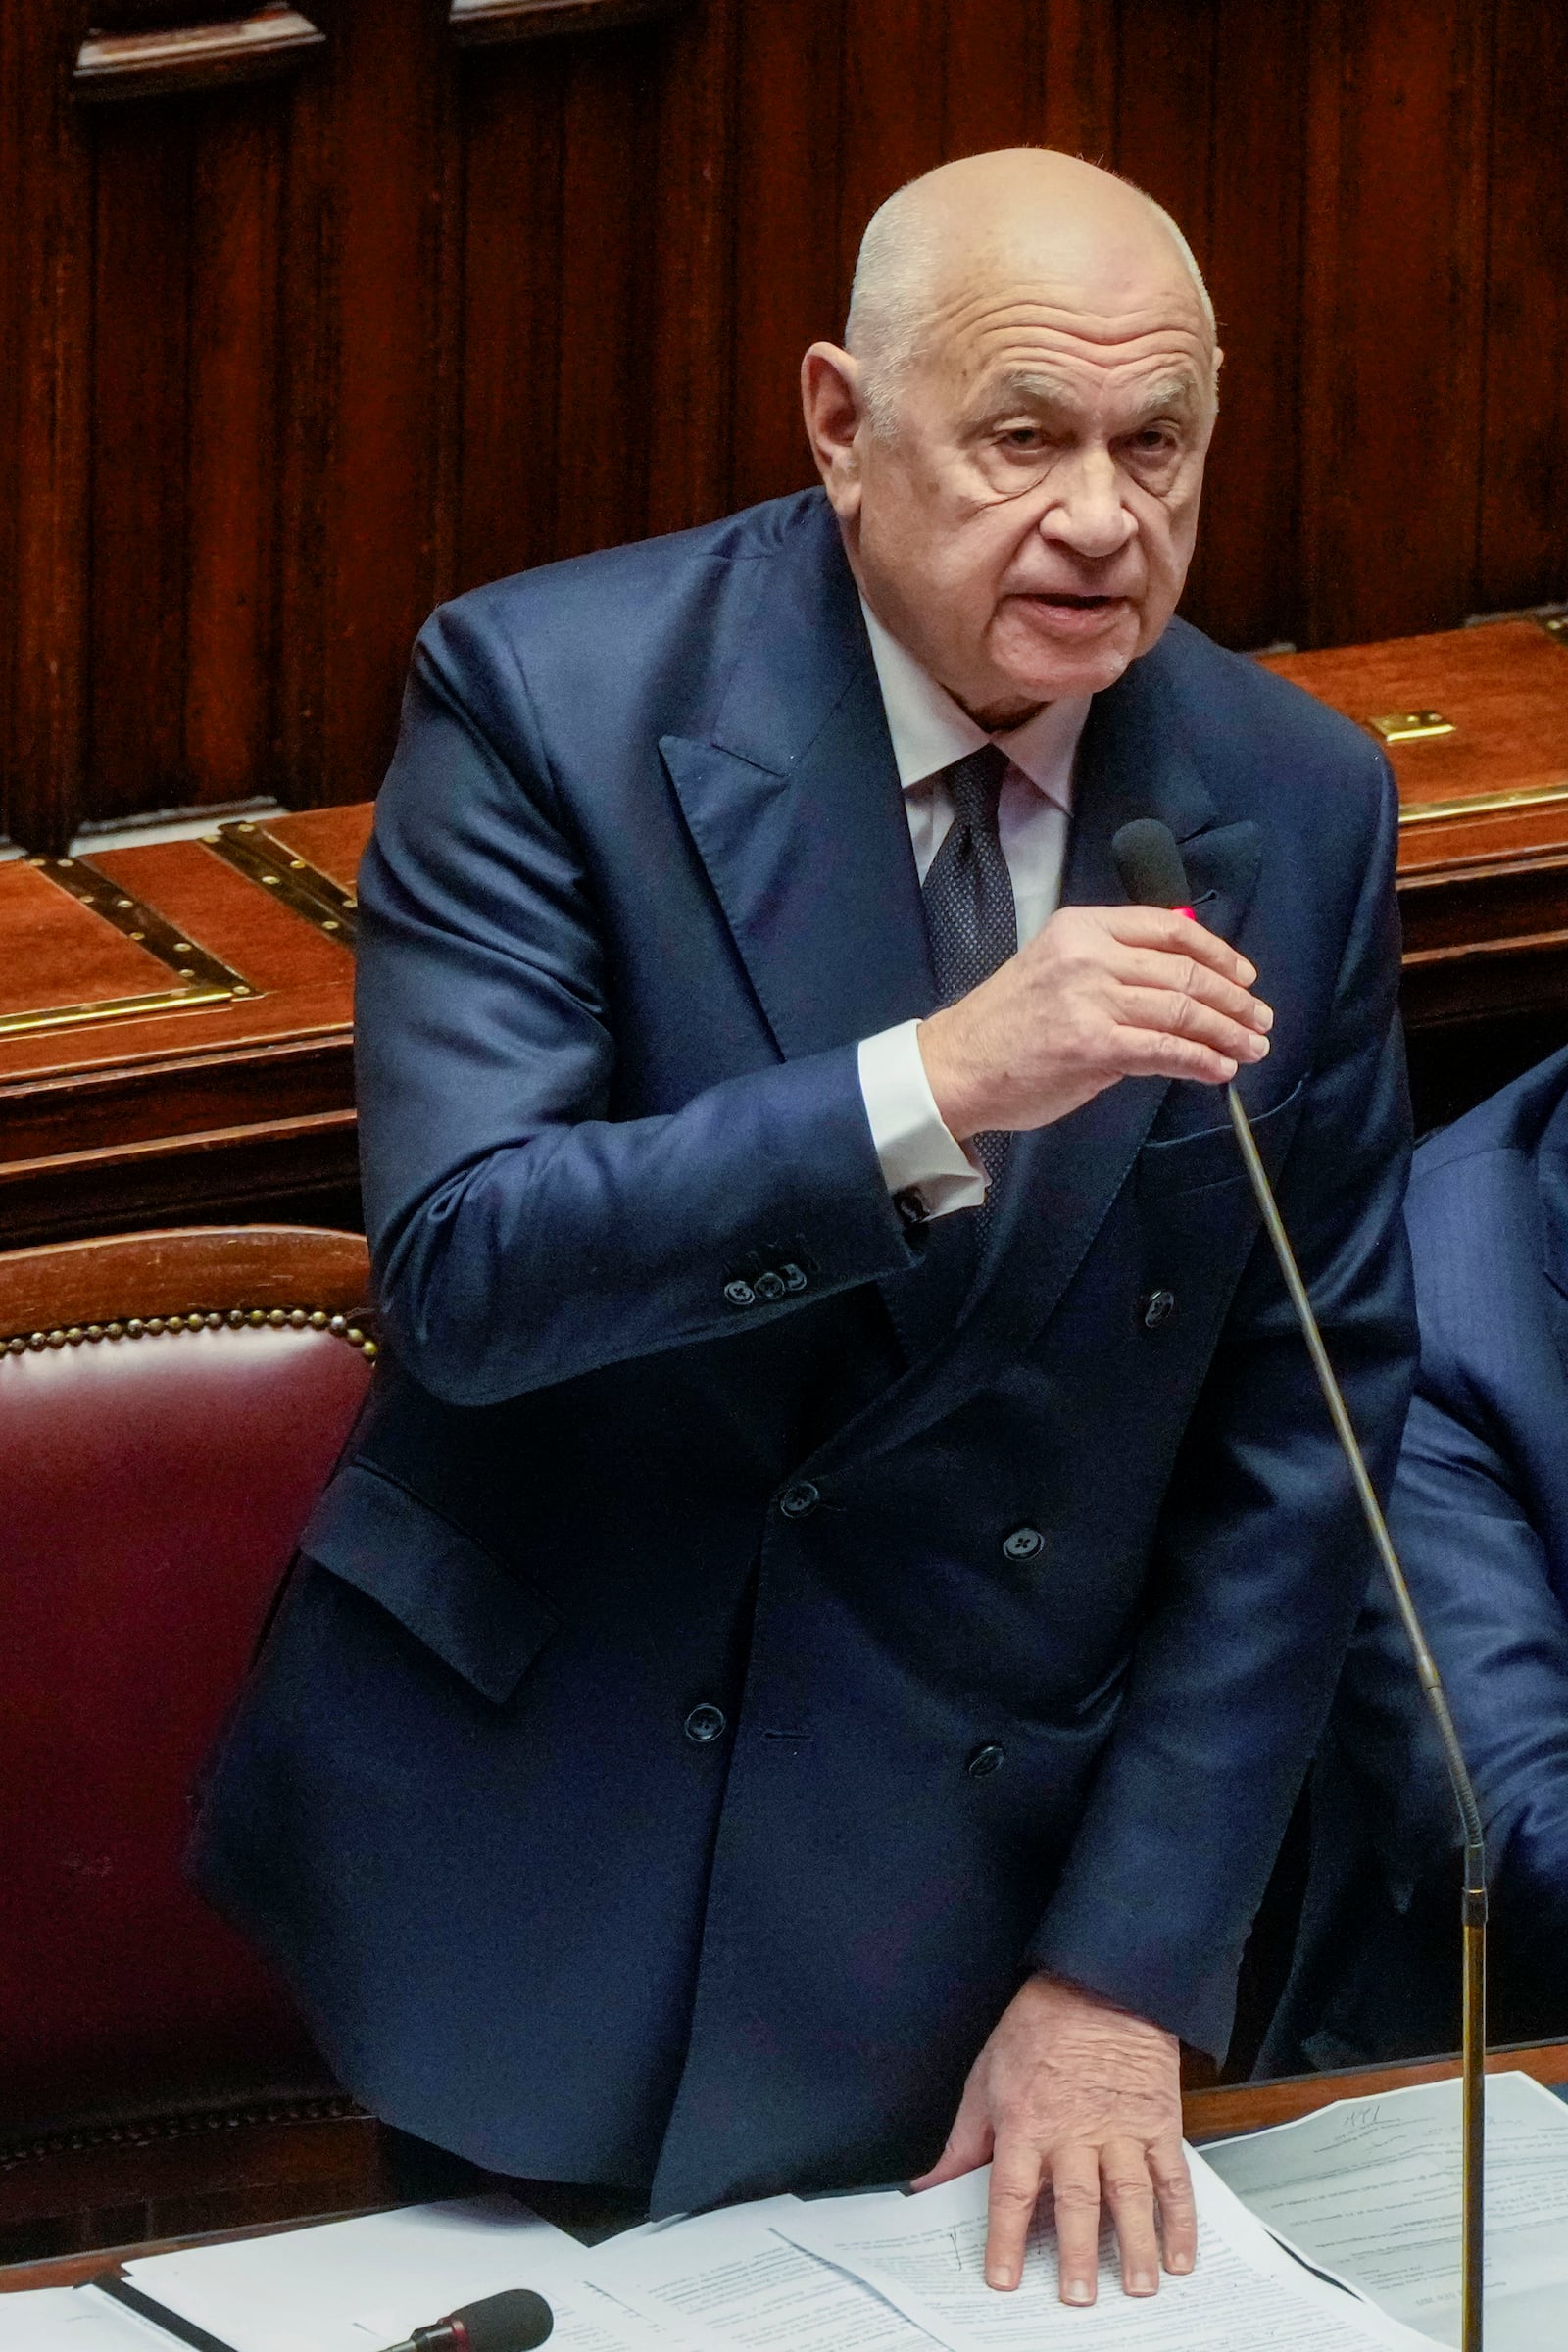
[859,595,1090,811]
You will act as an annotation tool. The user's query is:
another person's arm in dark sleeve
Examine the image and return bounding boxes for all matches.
[1027,763,1419,2062]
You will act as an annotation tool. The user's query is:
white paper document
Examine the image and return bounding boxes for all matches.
[587,2193,939,2349]
[1203,2070,1568,2352]
[772,2152,1442,2350]
[0,2287,175,2347]
[119,2195,692,2352]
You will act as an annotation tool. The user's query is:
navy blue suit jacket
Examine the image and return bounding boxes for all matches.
[1261,1048,1568,2071]
[193,489,1415,2210]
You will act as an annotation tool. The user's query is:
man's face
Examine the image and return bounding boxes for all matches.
[808,236,1217,725]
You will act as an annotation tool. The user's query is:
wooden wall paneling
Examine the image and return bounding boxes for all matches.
[1476,0,1568,615]
[837,0,949,300]
[182,92,284,808]
[304,0,456,808]
[727,0,847,513]
[551,28,661,558]
[454,44,568,592]
[640,0,740,541]
[3,1,93,856]
[1298,0,1494,648]
[88,100,195,825]
[451,0,692,40]
[1183,0,1310,652]
[1038,0,1117,162]
[272,5,339,806]
[941,0,1048,156]
[71,8,325,105]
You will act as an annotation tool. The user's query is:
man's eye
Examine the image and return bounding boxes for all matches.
[999,426,1044,450]
[1130,428,1177,455]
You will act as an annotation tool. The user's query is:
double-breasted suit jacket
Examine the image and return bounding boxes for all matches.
[193,489,1416,2212]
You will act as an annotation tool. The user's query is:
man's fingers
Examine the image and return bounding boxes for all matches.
[1112,982,1270,1066]
[984,2136,1046,2292]
[1108,1024,1243,1088]
[1150,2135,1198,2275]
[1101,905,1257,987]
[1101,2139,1161,2296]
[910,2085,994,2192]
[1113,946,1273,1034]
[1049,2146,1103,2306]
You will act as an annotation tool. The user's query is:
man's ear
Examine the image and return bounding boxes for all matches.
[801,343,866,521]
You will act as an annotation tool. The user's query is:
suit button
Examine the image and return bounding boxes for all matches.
[779,1261,808,1294]
[1002,1525,1044,1562]
[1141,1287,1177,1330]
[754,1270,786,1302]
[723,1279,756,1309]
[966,1743,1006,1780]
[684,1703,727,1744]
[893,1188,927,1230]
[779,1481,820,1520]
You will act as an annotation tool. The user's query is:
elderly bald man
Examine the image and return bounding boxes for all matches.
[194,151,1415,2304]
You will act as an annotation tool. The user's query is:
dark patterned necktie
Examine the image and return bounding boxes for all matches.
[920,742,1016,1212]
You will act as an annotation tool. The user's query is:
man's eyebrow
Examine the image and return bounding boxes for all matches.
[977,368,1206,422]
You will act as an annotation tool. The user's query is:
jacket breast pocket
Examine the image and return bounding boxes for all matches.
[1137,1078,1304,1202]
[298,1460,560,1704]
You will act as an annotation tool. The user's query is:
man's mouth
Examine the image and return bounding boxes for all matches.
[1013,590,1131,635]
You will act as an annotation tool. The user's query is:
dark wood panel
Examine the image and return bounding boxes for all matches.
[727,0,846,513]
[6,0,1568,864]
[1298,0,1493,645]
[88,102,194,823]
[1477,0,1568,614]
[184,93,285,808]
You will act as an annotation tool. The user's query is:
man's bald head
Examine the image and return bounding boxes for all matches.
[846,149,1216,435]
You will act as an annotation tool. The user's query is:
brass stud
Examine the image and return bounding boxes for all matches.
[146,1317,165,1335]
[288,1309,307,1328]
[227,1309,245,1327]
[46,1330,67,1349]
[267,1308,286,1328]
[65,1326,83,1343]
[346,1327,364,1346]
[309,1311,328,1329]
[27,1335,46,1351]
[328,1315,347,1335]
[86,1325,103,1341]
[106,1322,124,1340]
[126,1319,145,1337]
[362,1340,378,1360]
[206,1312,222,1329]
[7,1337,24,1354]
[247,1309,265,1328]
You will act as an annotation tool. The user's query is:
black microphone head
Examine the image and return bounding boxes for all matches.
[451,2287,554,2352]
[1111,818,1192,910]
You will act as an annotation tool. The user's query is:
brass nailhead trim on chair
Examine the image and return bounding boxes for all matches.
[1,1310,377,1361]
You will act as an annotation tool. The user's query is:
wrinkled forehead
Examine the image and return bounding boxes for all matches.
[914,211,1214,402]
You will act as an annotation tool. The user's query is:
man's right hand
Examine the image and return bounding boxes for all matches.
[918,904,1271,1142]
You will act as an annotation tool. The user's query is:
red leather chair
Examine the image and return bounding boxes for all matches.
[0,1227,456,2256]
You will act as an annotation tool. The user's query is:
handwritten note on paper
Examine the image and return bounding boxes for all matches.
[1203,2070,1568,2352]
[773,2154,1441,2350]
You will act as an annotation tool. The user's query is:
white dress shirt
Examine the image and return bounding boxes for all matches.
[855,599,1092,1217]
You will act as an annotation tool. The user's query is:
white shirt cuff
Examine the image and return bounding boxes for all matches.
[857,1018,986,1220]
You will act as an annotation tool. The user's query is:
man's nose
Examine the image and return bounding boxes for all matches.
[1039,447,1135,562]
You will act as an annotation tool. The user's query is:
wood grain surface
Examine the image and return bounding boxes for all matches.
[5,0,1566,855]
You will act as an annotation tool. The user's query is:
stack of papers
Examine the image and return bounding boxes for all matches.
[17,2149,1446,2352]
[1204,2069,1568,2351]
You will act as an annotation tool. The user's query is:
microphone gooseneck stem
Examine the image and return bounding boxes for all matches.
[1224,1083,1487,2352]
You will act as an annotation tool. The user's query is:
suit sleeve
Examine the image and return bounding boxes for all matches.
[1026,759,1418,2059]
[1376,1369,1568,1950]
[356,606,918,1408]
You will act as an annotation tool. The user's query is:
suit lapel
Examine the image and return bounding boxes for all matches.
[660,508,934,1063]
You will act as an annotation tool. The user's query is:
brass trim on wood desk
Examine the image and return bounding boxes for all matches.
[206,822,359,950]
[0,859,259,1043]
[1398,780,1568,828]
[73,6,325,102]
[450,0,693,43]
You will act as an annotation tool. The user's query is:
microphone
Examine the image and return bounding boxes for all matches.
[1111,817,1490,2352]
[377,2287,554,2352]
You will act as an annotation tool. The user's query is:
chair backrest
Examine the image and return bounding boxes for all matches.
[0,1226,375,2157]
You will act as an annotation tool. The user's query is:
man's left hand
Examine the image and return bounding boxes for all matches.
[911,1973,1197,2305]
